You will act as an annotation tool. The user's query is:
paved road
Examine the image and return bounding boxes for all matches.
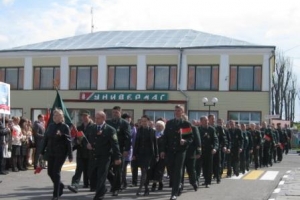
[0,153,299,200]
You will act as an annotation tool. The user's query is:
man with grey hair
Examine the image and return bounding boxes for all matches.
[85,111,122,200]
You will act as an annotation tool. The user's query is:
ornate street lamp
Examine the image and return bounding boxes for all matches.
[202,97,218,115]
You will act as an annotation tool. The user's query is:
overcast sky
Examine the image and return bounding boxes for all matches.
[1,0,300,120]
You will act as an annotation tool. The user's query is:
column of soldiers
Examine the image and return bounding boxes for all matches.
[65,105,291,200]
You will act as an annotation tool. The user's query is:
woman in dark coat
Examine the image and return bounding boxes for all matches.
[132,115,158,196]
[40,108,73,200]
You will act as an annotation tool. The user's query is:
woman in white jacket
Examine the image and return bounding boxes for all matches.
[11,116,25,172]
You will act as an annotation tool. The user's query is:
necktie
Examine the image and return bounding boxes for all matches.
[97,125,101,131]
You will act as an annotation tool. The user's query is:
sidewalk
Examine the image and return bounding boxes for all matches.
[272,151,300,200]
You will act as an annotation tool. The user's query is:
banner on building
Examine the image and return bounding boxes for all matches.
[80,92,169,101]
[0,82,10,115]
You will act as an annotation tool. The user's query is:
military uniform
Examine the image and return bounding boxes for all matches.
[162,119,193,199]
[240,129,251,174]
[262,128,274,167]
[181,125,201,190]
[272,128,279,163]
[285,128,292,155]
[244,130,253,171]
[70,121,94,189]
[85,123,122,200]
[213,125,227,183]
[276,128,288,162]
[106,118,131,195]
[250,129,261,169]
[198,125,218,187]
[228,128,243,176]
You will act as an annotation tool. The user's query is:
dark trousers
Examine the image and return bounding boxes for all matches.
[220,151,226,175]
[181,157,196,186]
[34,140,43,168]
[231,148,240,176]
[195,157,202,181]
[0,145,4,172]
[130,159,138,185]
[47,155,66,198]
[121,161,130,187]
[239,149,246,173]
[277,147,283,162]
[202,151,213,184]
[149,158,165,182]
[107,157,123,192]
[90,157,111,199]
[167,151,186,196]
[253,148,259,169]
[273,147,277,162]
[245,149,250,171]
[263,146,270,166]
[285,141,290,155]
[259,145,263,168]
[226,152,232,176]
[72,156,89,187]
[213,151,221,181]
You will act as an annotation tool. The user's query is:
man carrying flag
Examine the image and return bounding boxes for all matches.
[68,110,94,193]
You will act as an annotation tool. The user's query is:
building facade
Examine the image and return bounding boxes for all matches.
[0,30,275,125]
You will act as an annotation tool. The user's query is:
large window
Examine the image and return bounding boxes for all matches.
[188,111,219,122]
[230,66,262,91]
[144,110,174,121]
[107,66,137,90]
[147,65,177,90]
[31,108,48,122]
[70,66,97,90]
[33,67,60,89]
[104,109,134,122]
[0,67,24,90]
[188,65,219,90]
[228,111,261,124]
[10,108,23,118]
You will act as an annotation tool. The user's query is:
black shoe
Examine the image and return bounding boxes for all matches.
[158,182,163,190]
[90,188,96,192]
[144,187,149,196]
[68,185,78,193]
[178,184,183,196]
[59,184,64,197]
[151,183,157,192]
[83,185,89,188]
[136,188,142,196]
[12,168,19,172]
[217,180,221,184]
[0,171,8,175]
[192,183,198,191]
[205,184,209,188]
[170,195,177,200]
[112,190,119,196]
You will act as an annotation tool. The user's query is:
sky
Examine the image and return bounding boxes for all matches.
[1,0,300,119]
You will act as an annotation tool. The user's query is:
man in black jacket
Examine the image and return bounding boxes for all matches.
[106,106,131,196]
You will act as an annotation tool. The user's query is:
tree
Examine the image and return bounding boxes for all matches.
[272,52,297,123]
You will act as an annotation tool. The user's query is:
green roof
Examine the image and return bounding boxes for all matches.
[2,29,275,51]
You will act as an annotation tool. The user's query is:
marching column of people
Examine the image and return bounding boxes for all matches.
[64,105,292,200]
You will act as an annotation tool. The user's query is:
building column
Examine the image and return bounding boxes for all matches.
[24,57,32,90]
[219,54,229,91]
[262,54,270,91]
[98,55,107,90]
[60,56,69,90]
[137,55,146,90]
[178,53,187,90]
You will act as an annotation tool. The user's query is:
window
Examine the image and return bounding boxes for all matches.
[188,65,219,90]
[0,67,24,90]
[147,65,177,90]
[107,66,137,90]
[31,108,48,122]
[69,66,97,90]
[33,67,60,89]
[10,108,23,118]
[230,66,262,91]
[67,109,95,127]
[188,111,219,122]
[144,110,174,121]
[104,109,134,122]
[228,111,261,124]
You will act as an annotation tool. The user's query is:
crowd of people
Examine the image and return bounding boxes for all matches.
[0,105,293,200]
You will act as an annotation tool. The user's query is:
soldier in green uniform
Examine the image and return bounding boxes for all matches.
[276,123,288,162]
[106,106,131,196]
[209,115,227,184]
[85,111,122,200]
[240,124,252,173]
[228,120,243,176]
[262,125,274,167]
[284,124,292,155]
[271,123,279,163]
[199,116,218,188]
[217,119,228,177]
[249,123,261,170]
[68,110,94,193]
[180,114,201,192]
[160,105,193,200]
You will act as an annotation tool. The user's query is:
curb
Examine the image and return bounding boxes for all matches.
[268,170,292,200]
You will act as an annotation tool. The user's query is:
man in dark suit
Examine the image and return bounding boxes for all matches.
[106,106,131,196]
[160,105,193,200]
[68,110,94,193]
[33,114,45,169]
[86,111,122,200]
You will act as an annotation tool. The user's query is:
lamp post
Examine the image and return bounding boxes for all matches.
[202,97,218,115]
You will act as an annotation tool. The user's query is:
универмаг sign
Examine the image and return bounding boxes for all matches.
[80,92,168,101]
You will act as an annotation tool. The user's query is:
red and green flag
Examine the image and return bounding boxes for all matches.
[181,127,192,136]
